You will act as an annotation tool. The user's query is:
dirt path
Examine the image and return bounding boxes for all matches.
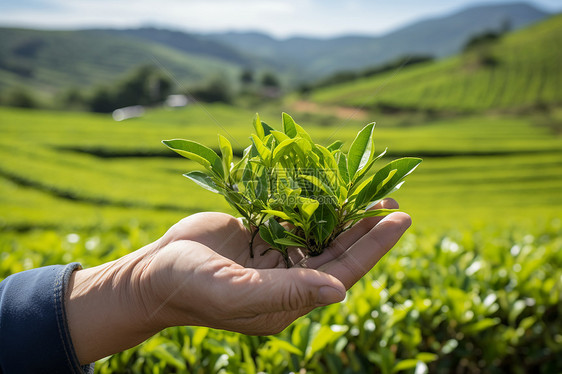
[290,100,369,121]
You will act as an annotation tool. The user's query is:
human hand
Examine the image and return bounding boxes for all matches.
[139,198,410,332]
[66,198,410,364]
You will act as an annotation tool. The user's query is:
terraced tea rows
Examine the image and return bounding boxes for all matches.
[310,14,562,112]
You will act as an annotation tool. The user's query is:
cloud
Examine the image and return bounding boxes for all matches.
[1,0,559,37]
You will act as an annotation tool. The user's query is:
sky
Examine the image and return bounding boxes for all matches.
[0,0,560,38]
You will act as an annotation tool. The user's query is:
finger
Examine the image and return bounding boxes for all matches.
[225,267,346,317]
[295,198,399,269]
[318,212,411,289]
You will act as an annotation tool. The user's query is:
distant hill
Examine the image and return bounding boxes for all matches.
[205,2,550,78]
[0,2,551,99]
[308,14,562,112]
[103,28,252,66]
[0,28,240,99]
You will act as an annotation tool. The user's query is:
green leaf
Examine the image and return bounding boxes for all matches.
[353,148,387,185]
[266,337,303,356]
[183,171,220,193]
[282,112,298,138]
[355,157,422,208]
[347,122,375,181]
[255,165,269,203]
[270,130,290,143]
[415,353,438,363]
[218,134,233,178]
[306,325,348,360]
[346,208,398,222]
[162,139,224,178]
[230,155,248,183]
[299,174,335,196]
[259,225,275,247]
[392,359,419,372]
[262,209,291,221]
[327,140,344,152]
[241,160,255,194]
[298,197,319,220]
[463,318,500,334]
[251,134,272,166]
[338,153,349,185]
[274,238,304,247]
[348,174,373,197]
[509,300,527,325]
[295,123,313,144]
[272,138,297,164]
[283,230,307,244]
[268,218,290,244]
[261,121,274,136]
[253,113,264,139]
[312,204,338,245]
[315,144,339,184]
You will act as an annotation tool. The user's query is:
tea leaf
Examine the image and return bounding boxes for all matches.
[268,217,290,240]
[338,153,349,185]
[299,174,335,196]
[346,208,398,222]
[163,139,224,178]
[272,138,297,164]
[165,113,420,262]
[183,171,219,193]
[218,134,233,178]
[327,140,344,152]
[259,224,275,247]
[262,209,292,221]
[353,147,387,185]
[251,134,272,167]
[255,166,269,203]
[253,113,265,139]
[297,197,319,220]
[355,157,422,207]
[274,238,304,247]
[282,112,298,138]
[295,123,313,144]
[270,130,290,143]
[261,121,275,136]
[347,122,375,181]
[312,204,338,245]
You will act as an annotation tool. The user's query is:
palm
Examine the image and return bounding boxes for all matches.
[162,212,294,269]
[141,199,409,334]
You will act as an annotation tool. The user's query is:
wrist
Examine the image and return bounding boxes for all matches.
[66,246,161,364]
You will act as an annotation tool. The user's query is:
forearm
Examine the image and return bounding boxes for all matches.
[65,246,160,365]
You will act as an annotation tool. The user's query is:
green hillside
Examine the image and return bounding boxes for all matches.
[0,28,240,99]
[309,14,562,112]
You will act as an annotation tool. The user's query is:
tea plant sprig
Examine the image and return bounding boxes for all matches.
[163,113,421,267]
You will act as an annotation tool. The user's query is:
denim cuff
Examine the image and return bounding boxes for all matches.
[0,263,94,374]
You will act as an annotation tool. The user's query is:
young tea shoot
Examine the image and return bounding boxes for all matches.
[163,113,421,267]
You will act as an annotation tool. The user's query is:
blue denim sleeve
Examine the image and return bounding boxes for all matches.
[0,263,94,374]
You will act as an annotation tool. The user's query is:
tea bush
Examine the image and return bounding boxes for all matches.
[2,219,560,373]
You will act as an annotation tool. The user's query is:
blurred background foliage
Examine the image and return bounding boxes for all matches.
[1,2,561,373]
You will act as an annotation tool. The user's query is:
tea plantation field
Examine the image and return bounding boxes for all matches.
[309,14,562,112]
[1,104,561,372]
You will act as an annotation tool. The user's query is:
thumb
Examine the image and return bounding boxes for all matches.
[245,267,347,314]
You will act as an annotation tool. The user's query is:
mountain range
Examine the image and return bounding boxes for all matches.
[0,2,552,97]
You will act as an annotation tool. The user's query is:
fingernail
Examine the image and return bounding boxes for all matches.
[317,286,346,306]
